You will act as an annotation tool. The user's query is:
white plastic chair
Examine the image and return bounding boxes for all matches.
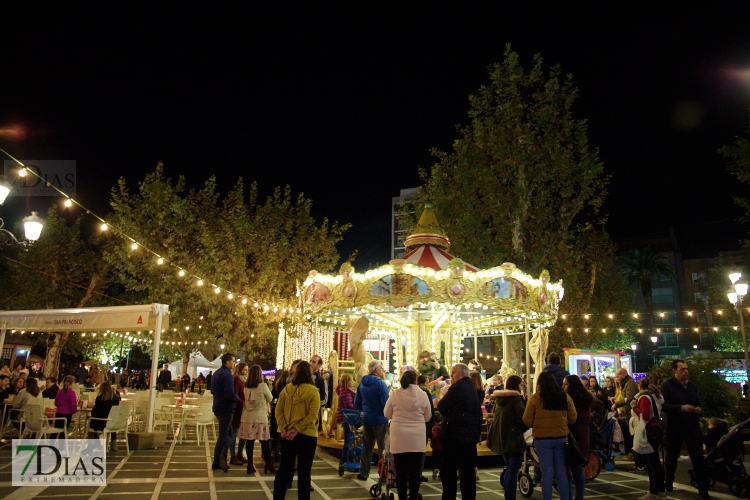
[85,405,130,454]
[191,403,216,445]
[151,397,175,436]
[21,403,68,443]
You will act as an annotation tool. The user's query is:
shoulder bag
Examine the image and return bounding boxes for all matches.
[566,432,589,467]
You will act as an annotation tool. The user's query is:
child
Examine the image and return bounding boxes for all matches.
[430,411,443,480]
[704,417,729,452]
[335,374,357,465]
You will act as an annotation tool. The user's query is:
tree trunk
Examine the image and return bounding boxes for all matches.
[642,279,656,335]
[512,162,529,267]
[44,273,100,378]
[182,351,190,376]
[582,262,598,313]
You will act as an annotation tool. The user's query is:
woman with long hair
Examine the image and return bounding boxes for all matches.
[269,369,289,462]
[632,377,665,500]
[230,362,249,465]
[470,371,485,407]
[563,375,594,500]
[11,377,41,428]
[89,381,121,450]
[384,370,432,500]
[54,375,78,438]
[239,364,274,474]
[489,375,528,500]
[273,360,320,500]
[523,371,577,500]
[10,376,25,395]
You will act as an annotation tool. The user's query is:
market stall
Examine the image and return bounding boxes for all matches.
[563,348,633,386]
[0,304,169,432]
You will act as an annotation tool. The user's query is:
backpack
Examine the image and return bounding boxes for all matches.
[645,395,665,445]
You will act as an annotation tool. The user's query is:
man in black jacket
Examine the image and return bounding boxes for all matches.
[660,359,711,500]
[157,365,171,392]
[437,363,482,500]
[542,352,569,386]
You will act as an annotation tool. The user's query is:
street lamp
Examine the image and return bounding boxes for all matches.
[0,180,10,205]
[630,343,638,373]
[0,211,44,248]
[651,336,659,367]
[727,272,750,385]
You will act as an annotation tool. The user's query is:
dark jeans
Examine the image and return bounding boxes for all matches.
[441,441,477,500]
[431,450,442,472]
[394,452,423,500]
[360,423,387,479]
[634,451,646,468]
[567,463,584,500]
[665,433,708,493]
[643,450,665,495]
[623,423,633,454]
[213,411,233,467]
[273,433,317,500]
[341,424,354,463]
[503,452,524,500]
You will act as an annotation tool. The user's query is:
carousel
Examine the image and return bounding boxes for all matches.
[280,201,564,446]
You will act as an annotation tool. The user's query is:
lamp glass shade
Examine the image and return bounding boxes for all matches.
[631,344,637,351]
[650,336,658,343]
[0,182,9,205]
[22,212,44,241]
[728,292,738,305]
[730,273,743,285]
[735,283,749,297]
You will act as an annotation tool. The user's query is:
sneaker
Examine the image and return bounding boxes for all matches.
[420,475,428,483]
[356,474,368,481]
[621,453,635,461]
[628,466,646,473]
[432,469,439,480]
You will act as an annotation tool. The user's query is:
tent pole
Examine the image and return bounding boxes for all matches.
[147,304,166,433]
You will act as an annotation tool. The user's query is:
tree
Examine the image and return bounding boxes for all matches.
[720,112,750,251]
[101,164,349,373]
[400,45,635,352]
[0,205,113,377]
[619,247,675,334]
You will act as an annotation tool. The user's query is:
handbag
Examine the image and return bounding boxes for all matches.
[633,412,655,454]
[566,432,589,467]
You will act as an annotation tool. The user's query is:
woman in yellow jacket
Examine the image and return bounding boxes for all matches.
[273,360,321,500]
[523,371,577,500]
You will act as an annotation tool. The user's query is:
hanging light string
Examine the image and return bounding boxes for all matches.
[560,309,741,321]
[0,148,300,317]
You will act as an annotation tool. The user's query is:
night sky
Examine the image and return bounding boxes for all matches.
[2,5,750,268]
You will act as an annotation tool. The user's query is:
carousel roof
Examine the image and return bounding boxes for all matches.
[298,201,564,333]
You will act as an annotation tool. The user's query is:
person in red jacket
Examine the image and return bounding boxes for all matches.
[335,373,357,465]
[632,377,665,500]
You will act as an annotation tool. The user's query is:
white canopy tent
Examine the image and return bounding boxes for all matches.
[167,353,221,380]
[0,304,169,432]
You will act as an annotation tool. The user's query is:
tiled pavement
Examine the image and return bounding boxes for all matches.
[0,424,743,500]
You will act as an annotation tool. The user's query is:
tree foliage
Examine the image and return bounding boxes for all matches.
[721,112,750,251]
[619,247,676,333]
[101,164,349,371]
[400,45,635,353]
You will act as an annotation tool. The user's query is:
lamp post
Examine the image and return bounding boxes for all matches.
[728,272,750,386]
[630,343,638,373]
[650,336,659,367]
[0,178,44,249]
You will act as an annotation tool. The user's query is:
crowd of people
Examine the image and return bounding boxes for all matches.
[0,350,726,500]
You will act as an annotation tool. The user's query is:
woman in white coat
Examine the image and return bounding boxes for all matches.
[384,369,432,500]
[239,364,274,474]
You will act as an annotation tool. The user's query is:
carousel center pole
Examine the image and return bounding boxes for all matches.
[524,317,532,396]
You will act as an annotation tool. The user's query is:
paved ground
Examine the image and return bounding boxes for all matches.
[0,423,743,500]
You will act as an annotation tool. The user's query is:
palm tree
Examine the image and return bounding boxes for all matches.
[620,247,676,333]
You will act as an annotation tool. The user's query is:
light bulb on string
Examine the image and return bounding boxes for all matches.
[131,242,138,250]
[100,223,108,231]
[197,279,204,286]
[19,168,26,177]
[157,257,164,265]
[227,293,233,300]
[178,270,185,277]
[214,287,221,294]
[64,199,72,208]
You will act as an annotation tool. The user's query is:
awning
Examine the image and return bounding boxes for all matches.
[0,304,169,333]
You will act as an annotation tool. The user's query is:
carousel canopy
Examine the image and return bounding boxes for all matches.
[298,201,563,334]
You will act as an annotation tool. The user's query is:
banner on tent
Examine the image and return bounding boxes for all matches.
[0,306,169,333]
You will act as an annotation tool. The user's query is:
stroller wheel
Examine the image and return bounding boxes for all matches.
[519,472,534,498]
[583,451,601,481]
[729,478,749,498]
[369,484,380,497]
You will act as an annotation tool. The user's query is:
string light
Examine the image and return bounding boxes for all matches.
[197,279,204,286]
[131,242,138,250]
[100,223,108,231]
[157,257,164,265]
[64,199,72,208]
[214,287,221,294]
[178,269,185,277]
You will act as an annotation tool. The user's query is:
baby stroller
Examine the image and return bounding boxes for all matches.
[590,414,618,476]
[499,431,535,498]
[338,409,364,477]
[370,426,422,500]
[689,418,750,497]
